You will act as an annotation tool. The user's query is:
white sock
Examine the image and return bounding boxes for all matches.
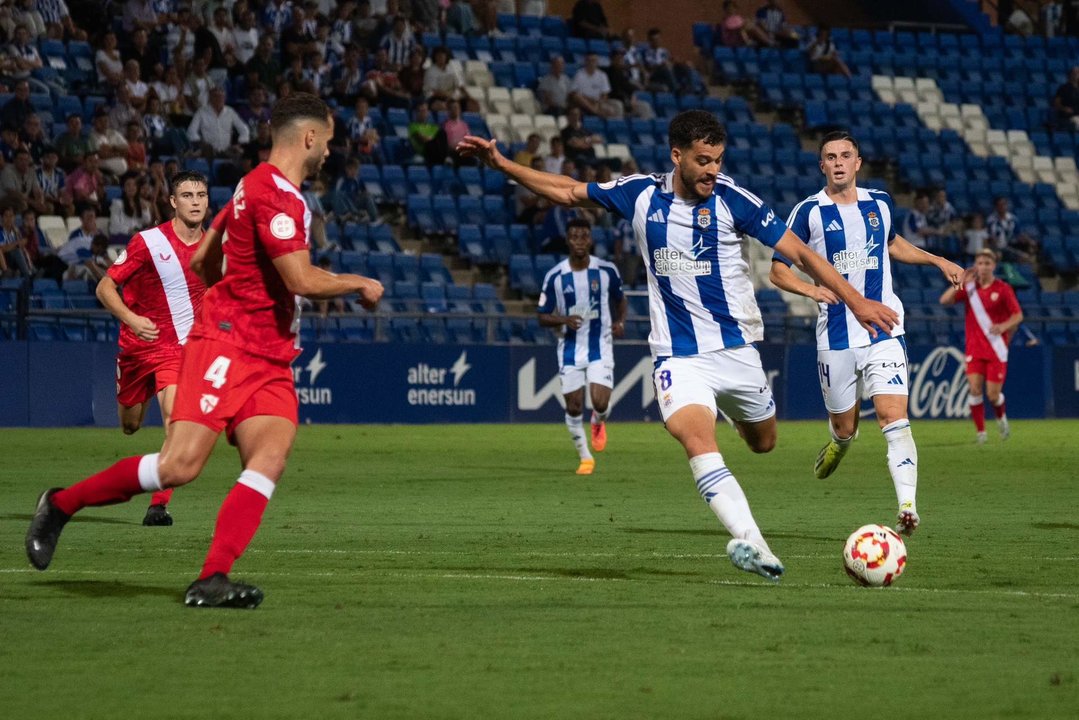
[238,469,275,499]
[829,423,854,448]
[994,393,1007,421]
[689,452,769,552]
[138,453,162,492]
[565,413,592,461]
[882,419,917,508]
[591,408,609,425]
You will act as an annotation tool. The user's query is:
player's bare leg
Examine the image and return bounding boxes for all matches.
[968,372,988,444]
[986,380,1009,440]
[185,416,295,609]
[589,383,612,452]
[666,405,783,581]
[874,394,919,536]
[563,388,593,474]
[119,400,151,435]
[26,420,218,571]
[733,416,777,454]
[142,385,178,524]
[815,406,859,479]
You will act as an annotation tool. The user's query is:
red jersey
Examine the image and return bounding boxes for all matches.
[192,162,311,363]
[954,278,1021,361]
[106,220,206,358]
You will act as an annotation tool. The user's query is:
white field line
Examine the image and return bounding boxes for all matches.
[1,567,1076,599]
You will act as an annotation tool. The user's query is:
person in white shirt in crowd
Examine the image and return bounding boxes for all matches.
[423,46,469,112]
[123,60,150,113]
[232,9,260,64]
[89,109,130,178]
[570,53,623,118]
[109,172,153,240]
[209,6,237,58]
[538,55,572,115]
[963,212,989,260]
[184,57,215,113]
[187,86,250,159]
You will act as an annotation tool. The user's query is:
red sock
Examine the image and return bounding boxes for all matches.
[150,488,174,506]
[199,483,270,580]
[993,400,1006,419]
[969,400,985,432]
[51,456,145,515]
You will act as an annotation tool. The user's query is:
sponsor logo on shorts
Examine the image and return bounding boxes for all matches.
[200,394,218,414]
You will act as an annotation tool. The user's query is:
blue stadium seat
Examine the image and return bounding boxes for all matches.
[458,224,490,264]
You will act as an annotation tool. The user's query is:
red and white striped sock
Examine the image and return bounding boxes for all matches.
[969,397,986,433]
[52,454,161,516]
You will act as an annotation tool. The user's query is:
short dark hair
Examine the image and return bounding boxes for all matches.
[566,218,592,234]
[169,170,208,195]
[270,92,330,135]
[818,130,860,156]
[668,110,726,150]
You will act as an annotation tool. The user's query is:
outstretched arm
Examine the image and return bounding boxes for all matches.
[768,260,839,304]
[272,250,384,309]
[889,234,963,286]
[773,231,898,336]
[456,135,600,208]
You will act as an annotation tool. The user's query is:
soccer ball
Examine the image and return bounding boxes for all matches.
[843,524,907,587]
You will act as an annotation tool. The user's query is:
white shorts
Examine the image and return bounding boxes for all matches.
[559,360,614,395]
[817,338,909,414]
[652,345,776,424]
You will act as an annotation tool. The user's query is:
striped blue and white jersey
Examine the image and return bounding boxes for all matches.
[775,187,905,351]
[587,172,787,358]
[537,256,624,368]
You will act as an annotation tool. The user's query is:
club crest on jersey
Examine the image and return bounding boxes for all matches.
[113,249,127,265]
[696,208,711,229]
[270,213,297,239]
[990,292,999,302]
[867,211,880,229]
[590,278,599,294]
[200,394,219,414]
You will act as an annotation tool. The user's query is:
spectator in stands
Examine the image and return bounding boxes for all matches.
[184,57,215,113]
[108,172,153,241]
[537,55,571,116]
[964,212,989,259]
[545,136,566,175]
[7,23,42,83]
[1042,1,1065,37]
[380,15,415,71]
[21,208,56,279]
[151,65,186,122]
[107,83,140,134]
[65,232,110,285]
[514,133,543,167]
[37,0,86,42]
[122,0,158,34]
[0,146,47,213]
[1005,5,1035,36]
[232,9,259,64]
[240,119,272,172]
[20,113,47,164]
[0,125,23,162]
[347,96,381,161]
[187,86,250,162]
[0,79,34,132]
[122,60,149,113]
[334,45,369,104]
[606,47,655,120]
[1052,66,1079,130]
[54,113,90,172]
[95,30,124,86]
[987,195,1037,263]
[281,6,316,66]
[352,0,380,49]
[424,46,469,112]
[140,95,169,154]
[902,192,932,248]
[363,47,413,109]
[238,86,273,136]
[445,0,478,36]
[397,46,428,104]
[927,188,960,237]
[13,0,46,42]
[88,109,129,179]
[807,25,852,78]
[571,0,612,40]
[717,0,772,48]
[66,152,106,213]
[209,6,237,60]
[123,28,159,84]
[0,205,33,277]
[124,121,147,174]
[641,28,680,94]
[755,0,800,48]
[560,106,599,165]
[333,156,380,223]
[515,155,548,225]
[406,101,440,163]
[570,53,623,118]
[36,147,72,217]
[442,99,472,165]
[246,36,282,92]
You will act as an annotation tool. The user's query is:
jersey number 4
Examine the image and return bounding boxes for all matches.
[203,356,231,389]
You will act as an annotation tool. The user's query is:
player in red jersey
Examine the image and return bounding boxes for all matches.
[940,249,1024,444]
[26,93,384,608]
[95,171,210,526]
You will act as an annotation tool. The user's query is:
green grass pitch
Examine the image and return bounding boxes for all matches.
[1,420,1076,719]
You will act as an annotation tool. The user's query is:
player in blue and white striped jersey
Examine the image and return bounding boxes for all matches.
[457,112,897,582]
[770,131,963,536]
[537,219,627,475]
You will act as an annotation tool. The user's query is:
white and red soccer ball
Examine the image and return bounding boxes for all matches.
[843,524,907,587]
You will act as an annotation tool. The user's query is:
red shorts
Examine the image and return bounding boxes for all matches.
[172,336,298,441]
[116,351,181,408]
[965,355,1007,384]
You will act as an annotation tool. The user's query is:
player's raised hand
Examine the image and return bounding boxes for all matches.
[811,286,840,304]
[850,298,898,338]
[455,135,504,169]
[127,315,159,341]
[356,277,384,311]
[938,259,964,287]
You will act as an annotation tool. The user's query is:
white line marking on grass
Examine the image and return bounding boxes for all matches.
[705,578,1079,599]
